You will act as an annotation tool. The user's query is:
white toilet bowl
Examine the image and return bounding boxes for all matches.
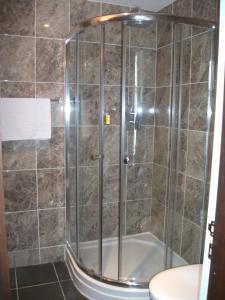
[149,264,202,300]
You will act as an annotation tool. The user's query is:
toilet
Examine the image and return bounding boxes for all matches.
[149,264,202,300]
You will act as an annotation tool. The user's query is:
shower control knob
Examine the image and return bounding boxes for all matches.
[124,155,130,165]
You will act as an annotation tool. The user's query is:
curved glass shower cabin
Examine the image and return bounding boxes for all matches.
[65,12,217,298]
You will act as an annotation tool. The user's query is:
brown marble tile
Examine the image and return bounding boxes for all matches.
[2,141,36,170]
[184,176,204,225]
[178,129,188,173]
[39,208,65,247]
[102,3,130,45]
[181,218,201,264]
[8,249,39,268]
[105,45,122,85]
[156,45,172,87]
[152,164,167,205]
[150,200,165,242]
[70,0,101,42]
[191,32,211,83]
[79,126,99,166]
[127,164,153,200]
[154,126,169,166]
[36,38,64,82]
[173,0,192,38]
[79,166,99,205]
[40,246,64,264]
[179,85,190,129]
[103,202,118,238]
[175,174,186,214]
[126,199,150,235]
[178,38,191,84]
[103,165,119,203]
[0,36,35,81]
[79,205,98,242]
[79,42,100,84]
[37,127,65,168]
[0,0,35,36]
[104,126,119,164]
[155,87,170,127]
[38,169,65,209]
[104,86,120,125]
[189,83,208,131]
[80,93,99,126]
[36,0,69,38]
[157,21,172,48]
[4,171,37,212]
[1,82,35,98]
[170,212,182,256]
[130,22,156,49]
[192,0,218,21]
[6,211,38,251]
[187,131,206,180]
[129,48,156,87]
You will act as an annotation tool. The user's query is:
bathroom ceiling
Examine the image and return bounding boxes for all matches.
[90,0,175,11]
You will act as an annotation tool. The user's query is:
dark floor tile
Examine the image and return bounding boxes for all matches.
[54,262,70,281]
[16,263,57,287]
[18,283,64,300]
[11,289,18,300]
[9,269,16,289]
[61,280,88,300]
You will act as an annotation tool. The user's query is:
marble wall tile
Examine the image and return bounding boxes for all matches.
[37,127,65,168]
[1,82,35,98]
[8,249,39,268]
[173,0,192,38]
[105,45,122,85]
[179,85,190,129]
[128,126,154,164]
[39,208,65,247]
[189,83,208,131]
[0,0,35,36]
[104,126,119,164]
[187,131,206,180]
[157,22,172,48]
[130,22,156,49]
[127,164,153,200]
[192,0,218,21]
[150,201,165,242]
[179,38,191,84]
[191,32,211,83]
[79,166,99,205]
[80,88,99,126]
[152,164,167,205]
[103,202,118,238]
[36,38,64,82]
[103,165,119,203]
[0,36,35,81]
[2,141,36,170]
[154,126,169,166]
[181,218,201,264]
[126,199,150,235]
[156,45,172,87]
[6,211,38,251]
[184,176,204,225]
[175,174,186,214]
[4,171,37,212]
[155,87,170,127]
[36,0,69,38]
[104,86,120,125]
[79,42,100,84]
[178,129,188,173]
[102,3,129,45]
[79,205,98,242]
[38,169,65,209]
[40,246,64,264]
[79,126,99,166]
[129,48,156,87]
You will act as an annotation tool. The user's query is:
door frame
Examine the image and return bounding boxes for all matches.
[200,0,225,298]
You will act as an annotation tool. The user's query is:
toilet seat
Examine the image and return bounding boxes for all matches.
[149,264,202,300]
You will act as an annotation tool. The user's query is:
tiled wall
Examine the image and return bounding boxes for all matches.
[151,0,219,264]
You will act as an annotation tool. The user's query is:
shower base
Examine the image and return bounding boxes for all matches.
[66,232,186,300]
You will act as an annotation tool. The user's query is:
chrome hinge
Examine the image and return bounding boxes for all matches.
[208,243,213,259]
[208,221,215,237]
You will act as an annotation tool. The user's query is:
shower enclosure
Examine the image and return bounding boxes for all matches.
[65,12,217,300]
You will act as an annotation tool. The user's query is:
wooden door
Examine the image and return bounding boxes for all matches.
[207,75,225,299]
[0,142,11,300]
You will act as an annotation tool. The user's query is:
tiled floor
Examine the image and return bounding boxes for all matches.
[10,262,88,300]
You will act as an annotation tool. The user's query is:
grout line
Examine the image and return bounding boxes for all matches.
[52,263,67,300]
[17,281,59,290]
